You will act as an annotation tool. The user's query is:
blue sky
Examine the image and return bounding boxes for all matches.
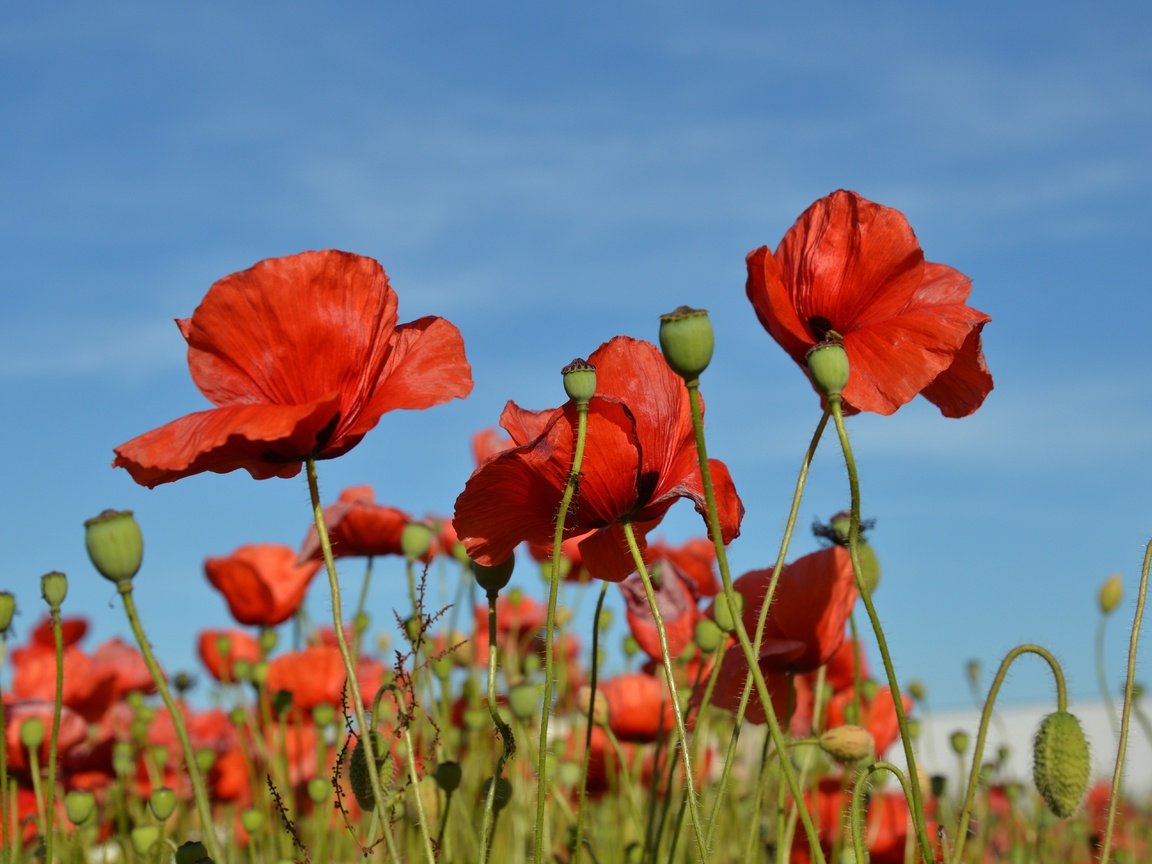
[3,3,1151,712]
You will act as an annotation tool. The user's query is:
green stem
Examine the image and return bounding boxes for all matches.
[352,556,375,662]
[0,640,8,864]
[849,761,917,864]
[572,580,610,864]
[1098,538,1152,864]
[304,456,397,863]
[44,608,64,864]
[621,520,707,861]
[950,643,1066,863]
[116,582,224,863]
[1096,614,1120,740]
[829,398,933,863]
[684,381,827,864]
[480,589,515,864]
[533,401,590,861]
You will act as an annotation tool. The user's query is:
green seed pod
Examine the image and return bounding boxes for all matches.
[1033,710,1090,818]
[819,724,875,765]
[401,522,434,560]
[40,571,68,609]
[174,841,211,864]
[806,340,849,398]
[149,787,177,821]
[562,357,597,405]
[349,731,393,811]
[472,556,515,594]
[659,306,714,381]
[713,591,744,633]
[508,683,543,720]
[307,777,330,805]
[907,680,927,701]
[259,627,279,655]
[0,592,15,634]
[19,717,45,749]
[622,634,640,659]
[131,825,161,855]
[694,617,725,653]
[84,509,144,584]
[481,776,513,812]
[1099,573,1124,615]
[65,790,96,826]
[949,729,970,756]
[434,761,463,793]
[240,809,264,833]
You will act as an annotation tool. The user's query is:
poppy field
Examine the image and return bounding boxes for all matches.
[3,190,1148,863]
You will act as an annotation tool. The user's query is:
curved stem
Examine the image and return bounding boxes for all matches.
[684,381,827,863]
[572,580,610,864]
[304,457,396,860]
[830,398,933,863]
[534,401,589,861]
[1098,539,1152,864]
[117,583,224,862]
[849,761,917,864]
[480,589,515,864]
[621,519,707,859]
[950,642,1066,863]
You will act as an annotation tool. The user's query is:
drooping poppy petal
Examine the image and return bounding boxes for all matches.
[598,672,679,743]
[746,190,992,416]
[204,544,320,627]
[620,556,701,663]
[299,485,411,561]
[114,250,472,487]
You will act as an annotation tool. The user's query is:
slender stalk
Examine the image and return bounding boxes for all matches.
[480,590,515,864]
[621,520,707,860]
[849,762,917,864]
[0,640,8,864]
[829,398,933,863]
[950,643,1065,863]
[304,456,396,861]
[533,401,589,861]
[572,580,610,864]
[43,609,65,864]
[1096,614,1120,740]
[684,381,827,863]
[352,556,375,662]
[1098,538,1152,864]
[116,583,224,862]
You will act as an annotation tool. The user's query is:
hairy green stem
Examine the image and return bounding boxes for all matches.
[849,761,917,864]
[1096,614,1120,741]
[480,589,515,864]
[43,607,64,864]
[572,580,610,864]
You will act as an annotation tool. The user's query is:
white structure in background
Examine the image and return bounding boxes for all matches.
[889,700,1151,796]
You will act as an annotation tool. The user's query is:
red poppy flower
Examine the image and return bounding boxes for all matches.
[30,615,89,648]
[10,643,118,722]
[825,684,910,758]
[746,190,992,417]
[454,336,744,583]
[647,537,719,597]
[596,672,679,743]
[4,701,88,774]
[205,544,320,627]
[620,556,700,663]
[113,250,473,488]
[198,628,262,682]
[91,637,155,698]
[265,645,347,711]
[300,485,411,561]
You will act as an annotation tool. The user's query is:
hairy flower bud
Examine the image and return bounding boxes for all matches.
[659,306,714,381]
[400,522,434,560]
[1033,710,1090,818]
[349,730,393,811]
[84,509,144,584]
[1098,573,1123,615]
[819,724,875,765]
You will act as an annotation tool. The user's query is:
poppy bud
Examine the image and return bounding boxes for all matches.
[65,790,96,826]
[84,509,143,584]
[40,571,68,609]
[713,591,744,633]
[659,306,714,382]
[481,776,513,812]
[694,618,724,653]
[1099,573,1123,615]
[307,777,330,805]
[806,340,849,398]
[949,729,970,756]
[472,556,515,594]
[0,592,14,634]
[907,680,927,701]
[509,683,543,720]
[1033,710,1090,818]
[434,761,463,793]
[401,522,434,560]
[312,703,335,727]
[175,841,210,864]
[562,358,597,405]
[240,809,264,834]
[819,724,875,765]
[131,826,161,856]
[19,716,45,749]
[149,787,177,821]
[349,730,393,811]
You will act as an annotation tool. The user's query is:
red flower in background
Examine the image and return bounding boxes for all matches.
[299,485,410,561]
[455,337,743,583]
[746,190,992,417]
[198,628,262,683]
[113,250,473,487]
[30,615,88,647]
[265,645,347,711]
[647,537,719,597]
[620,555,700,663]
[825,684,910,758]
[205,544,320,627]
[596,672,679,743]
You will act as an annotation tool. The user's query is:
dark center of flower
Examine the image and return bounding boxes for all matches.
[808,316,834,341]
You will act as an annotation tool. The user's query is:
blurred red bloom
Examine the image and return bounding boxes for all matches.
[597,672,679,743]
[11,643,118,722]
[113,250,473,487]
[92,637,155,698]
[620,556,700,663]
[455,337,743,583]
[198,628,262,683]
[266,645,347,711]
[30,615,89,647]
[746,190,992,417]
[647,537,719,597]
[300,485,411,561]
[4,701,88,774]
[205,544,320,627]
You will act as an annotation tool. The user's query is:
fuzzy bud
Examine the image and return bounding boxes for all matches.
[806,340,849,398]
[659,306,714,381]
[349,731,394,811]
[65,790,96,826]
[819,724,876,765]
[84,509,143,584]
[1099,573,1124,615]
[562,358,597,405]
[0,592,14,635]
[1033,710,1090,818]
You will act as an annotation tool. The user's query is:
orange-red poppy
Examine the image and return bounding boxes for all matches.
[265,644,347,711]
[204,544,320,627]
[198,628,262,682]
[299,484,411,561]
[454,337,743,583]
[113,250,472,487]
[620,555,700,663]
[746,190,992,417]
[597,672,679,743]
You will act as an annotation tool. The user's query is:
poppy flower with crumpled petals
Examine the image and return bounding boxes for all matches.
[205,544,320,627]
[746,190,992,417]
[299,485,411,561]
[113,250,473,488]
[454,337,743,583]
[620,556,700,663]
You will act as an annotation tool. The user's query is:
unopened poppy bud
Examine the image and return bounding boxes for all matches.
[472,556,515,594]
[713,591,744,633]
[349,730,393,811]
[84,509,143,584]
[149,787,177,821]
[175,841,210,864]
[562,357,597,405]
[659,306,714,381]
[819,724,875,764]
[481,776,513,812]
[131,826,161,856]
[65,790,96,826]
[509,683,543,720]
[19,716,45,749]
[0,592,14,634]
[307,777,330,805]
[401,522,434,560]
[259,627,279,655]
[40,571,68,609]
[907,680,927,701]
[434,761,463,793]
[694,618,724,653]
[949,729,970,756]
[1099,573,1123,615]
[622,635,640,658]
[195,748,216,773]
[806,340,849,398]
[240,809,264,833]
[1033,710,1090,818]
[312,703,335,727]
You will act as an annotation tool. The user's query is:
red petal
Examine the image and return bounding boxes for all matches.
[921,323,994,417]
[113,399,341,488]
